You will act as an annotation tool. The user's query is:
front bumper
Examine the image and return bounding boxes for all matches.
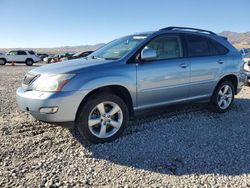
[16,87,88,123]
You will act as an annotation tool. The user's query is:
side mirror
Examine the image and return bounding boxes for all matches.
[141,48,157,61]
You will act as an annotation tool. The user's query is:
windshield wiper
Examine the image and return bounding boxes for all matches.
[91,56,105,60]
[84,56,119,61]
[104,57,119,60]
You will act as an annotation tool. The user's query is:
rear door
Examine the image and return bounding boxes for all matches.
[185,34,229,98]
[17,51,27,62]
[136,34,191,108]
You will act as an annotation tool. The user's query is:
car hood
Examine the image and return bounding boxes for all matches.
[30,58,111,76]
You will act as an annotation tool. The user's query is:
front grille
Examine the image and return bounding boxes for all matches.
[22,73,40,85]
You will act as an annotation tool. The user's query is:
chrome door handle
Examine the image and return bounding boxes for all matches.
[180,63,188,68]
[217,60,224,64]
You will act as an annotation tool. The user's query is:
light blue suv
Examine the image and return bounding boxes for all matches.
[17,27,246,143]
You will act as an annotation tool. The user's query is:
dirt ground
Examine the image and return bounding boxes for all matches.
[0,63,250,187]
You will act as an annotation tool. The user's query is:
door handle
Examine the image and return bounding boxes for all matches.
[180,63,188,68]
[217,60,224,64]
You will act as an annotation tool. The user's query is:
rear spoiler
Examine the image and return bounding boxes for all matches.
[219,35,228,40]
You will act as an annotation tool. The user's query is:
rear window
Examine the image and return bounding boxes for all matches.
[186,35,210,57]
[28,51,35,55]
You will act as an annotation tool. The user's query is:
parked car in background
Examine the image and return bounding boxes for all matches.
[17,27,246,143]
[243,53,250,85]
[0,52,4,56]
[37,53,49,60]
[0,50,40,66]
[61,51,94,61]
[43,55,54,63]
[240,48,250,56]
[48,53,73,63]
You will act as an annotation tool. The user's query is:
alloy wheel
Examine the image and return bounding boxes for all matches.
[88,101,123,139]
[217,85,233,110]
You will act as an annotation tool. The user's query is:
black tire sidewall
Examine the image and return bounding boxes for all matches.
[25,59,33,66]
[77,93,129,144]
[0,59,6,65]
[211,81,235,113]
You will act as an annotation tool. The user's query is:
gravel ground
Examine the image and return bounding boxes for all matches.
[0,63,250,187]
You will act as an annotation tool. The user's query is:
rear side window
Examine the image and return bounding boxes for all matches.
[185,34,229,57]
[208,39,229,55]
[18,51,27,55]
[185,35,210,57]
[28,51,35,55]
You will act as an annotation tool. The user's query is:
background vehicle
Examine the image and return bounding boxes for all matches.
[17,27,245,143]
[243,53,250,85]
[37,53,49,60]
[61,51,94,61]
[0,50,41,66]
[240,48,250,56]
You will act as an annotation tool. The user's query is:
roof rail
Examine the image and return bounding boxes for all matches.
[160,26,217,35]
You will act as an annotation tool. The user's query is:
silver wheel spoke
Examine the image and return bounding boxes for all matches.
[109,119,121,129]
[223,85,229,94]
[222,100,226,107]
[88,118,101,126]
[219,90,223,96]
[108,104,120,116]
[225,93,232,98]
[99,124,106,138]
[218,99,223,107]
[97,103,105,115]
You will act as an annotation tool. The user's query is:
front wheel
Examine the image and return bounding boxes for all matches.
[76,93,129,143]
[210,81,235,113]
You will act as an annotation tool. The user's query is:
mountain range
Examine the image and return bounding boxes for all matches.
[0,31,249,54]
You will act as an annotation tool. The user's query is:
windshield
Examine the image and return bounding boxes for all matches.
[89,35,149,60]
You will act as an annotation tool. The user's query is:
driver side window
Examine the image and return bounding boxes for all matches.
[144,35,183,61]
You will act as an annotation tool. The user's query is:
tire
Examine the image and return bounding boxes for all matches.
[25,59,34,66]
[76,93,129,144]
[0,58,6,65]
[210,81,235,113]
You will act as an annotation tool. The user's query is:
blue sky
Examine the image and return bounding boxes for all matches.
[1,0,250,48]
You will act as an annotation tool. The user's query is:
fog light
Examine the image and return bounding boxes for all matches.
[39,107,58,114]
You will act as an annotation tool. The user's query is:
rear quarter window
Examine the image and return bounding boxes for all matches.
[208,39,229,55]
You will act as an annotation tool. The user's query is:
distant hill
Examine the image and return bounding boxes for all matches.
[218,31,250,48]
[0,31,250,54]
[0,43,105,54]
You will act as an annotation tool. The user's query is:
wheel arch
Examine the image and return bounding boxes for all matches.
[25,58,34,62]
[0,58,7,62]
[75,85,134,122]
[214,74,238,95]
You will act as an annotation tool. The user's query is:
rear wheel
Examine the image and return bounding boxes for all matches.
[25,59,34,66]
[0,58,6,65]
[211,81,235,113]
[76,93,129,144]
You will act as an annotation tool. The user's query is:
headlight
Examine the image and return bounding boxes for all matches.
[34,74,75,92]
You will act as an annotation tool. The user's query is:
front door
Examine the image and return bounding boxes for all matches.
[136,34,190,108]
